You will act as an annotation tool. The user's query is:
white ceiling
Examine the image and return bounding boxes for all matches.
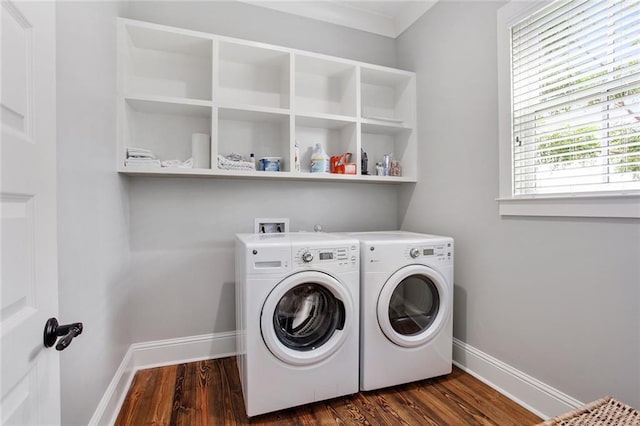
[239,1,438,38]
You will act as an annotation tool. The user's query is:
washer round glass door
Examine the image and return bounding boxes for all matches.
[377,265,449,348]
[261,271,353,366]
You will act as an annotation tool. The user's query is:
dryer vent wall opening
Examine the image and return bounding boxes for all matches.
[255,218,289,234]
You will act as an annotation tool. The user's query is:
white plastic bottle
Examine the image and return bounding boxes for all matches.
[310,143,329,173]
[294,141,301,172]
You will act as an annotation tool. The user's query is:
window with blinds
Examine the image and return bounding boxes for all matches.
[511,0,640,196]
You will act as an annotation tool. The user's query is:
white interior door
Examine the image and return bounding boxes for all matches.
[1,0,60,424]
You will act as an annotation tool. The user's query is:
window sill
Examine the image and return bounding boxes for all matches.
[496,194,640,219]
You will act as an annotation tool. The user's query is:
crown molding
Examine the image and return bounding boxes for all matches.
[239,1,437,38]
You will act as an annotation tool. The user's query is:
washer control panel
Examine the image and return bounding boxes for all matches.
[404,242,453,263]
[295,245,358,267]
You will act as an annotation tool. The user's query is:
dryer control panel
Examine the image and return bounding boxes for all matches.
[404,242,453,263]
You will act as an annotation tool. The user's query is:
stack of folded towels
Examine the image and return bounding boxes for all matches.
[125,147,160,167]
[217,154,255,171]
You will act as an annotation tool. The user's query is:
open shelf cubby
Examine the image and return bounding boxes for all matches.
[361,67,415,125]
[361,122,415,179]
[121,97,212,167]
[295,115,357,174]
[216,107,290,171]
[120,21,213,101]
[218,41,291,110]
[295,55,357,118]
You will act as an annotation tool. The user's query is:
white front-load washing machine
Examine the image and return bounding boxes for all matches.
[348,231,453,391]
[235,233,360,417]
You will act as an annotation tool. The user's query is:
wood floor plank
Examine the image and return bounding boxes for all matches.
[206,358,236,425]
[219,357,252,424]
[114,367,155,425]
[438,370,524,426]
[148,365,178,425]
[386,383,451,426]
[296,400,345,425]
[171,362,200,425]
[416,377,496,426]
[324,396,370,425]
[116,357,542,425]
[350,391,411,425]
[194,360,213,425]
[384,389,423,424]
[451,369,542,425]
[404,378,475,426]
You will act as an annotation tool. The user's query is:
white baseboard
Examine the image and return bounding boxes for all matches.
[131,330,237,370]
[88,347,135,426]
[89,331,237,426]
[452,338,583,420]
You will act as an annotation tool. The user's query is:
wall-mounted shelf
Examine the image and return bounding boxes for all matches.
[117,18,417,183]
[117,166,417,183]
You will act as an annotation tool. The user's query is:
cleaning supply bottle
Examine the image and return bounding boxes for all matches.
[310,143,329,173]
[294,141,300,172]
[361,148,368,175]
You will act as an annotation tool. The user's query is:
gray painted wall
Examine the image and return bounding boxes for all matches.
[56,1,131,424]
[396,1,640,408]
[123,3,400,343]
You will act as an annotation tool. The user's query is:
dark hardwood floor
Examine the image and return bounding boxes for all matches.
[115,357,542,425]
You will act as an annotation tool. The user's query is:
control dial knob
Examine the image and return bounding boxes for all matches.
[409,248,420,259]
[302,251,314,263]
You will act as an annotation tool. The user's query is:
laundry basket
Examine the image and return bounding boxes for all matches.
[538,396,640,426]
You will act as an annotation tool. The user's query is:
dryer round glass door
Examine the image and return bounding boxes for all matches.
[377,265,450,348]
[261,271,353,366]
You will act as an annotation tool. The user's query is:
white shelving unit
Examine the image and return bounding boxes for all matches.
[117,18,417,183]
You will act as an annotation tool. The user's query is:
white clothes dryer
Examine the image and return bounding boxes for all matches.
[347,231,454,391]
[235,233,360,417]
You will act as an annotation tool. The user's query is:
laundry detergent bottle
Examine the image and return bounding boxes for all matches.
[310,143,330,173]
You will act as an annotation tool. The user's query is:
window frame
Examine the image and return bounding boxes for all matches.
[497,0,640,218]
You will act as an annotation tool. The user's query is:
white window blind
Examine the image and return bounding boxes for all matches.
[511,0,640,196]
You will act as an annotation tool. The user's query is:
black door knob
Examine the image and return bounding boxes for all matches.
[43,317,83,351]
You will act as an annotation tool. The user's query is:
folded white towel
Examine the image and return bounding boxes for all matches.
[126,147,157,160]
[161,158,194,169]
[126,147,153,154]
[125,158,161,167]
[128,154,157,160]
[125,158,158,163]
[217,155,255,171]
[161,159,182,168]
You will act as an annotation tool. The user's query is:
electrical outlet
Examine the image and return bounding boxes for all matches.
[255,218,289,234]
